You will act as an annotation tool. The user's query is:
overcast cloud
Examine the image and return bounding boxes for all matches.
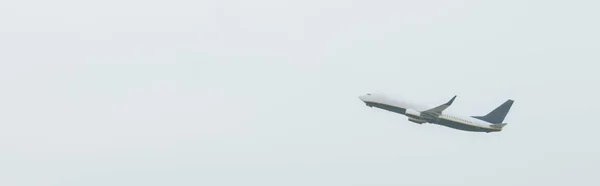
[1,0,599,185]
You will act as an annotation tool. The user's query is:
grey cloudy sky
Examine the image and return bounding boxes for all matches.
[1,0,599,185]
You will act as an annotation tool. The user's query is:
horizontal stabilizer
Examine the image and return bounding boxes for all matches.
[490,123,507,129]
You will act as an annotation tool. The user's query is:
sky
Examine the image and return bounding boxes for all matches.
[1,0,599,185]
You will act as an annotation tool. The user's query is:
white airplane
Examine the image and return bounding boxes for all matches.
[358,93,514,133]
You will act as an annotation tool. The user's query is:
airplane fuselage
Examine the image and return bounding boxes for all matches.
[359,93,504,133]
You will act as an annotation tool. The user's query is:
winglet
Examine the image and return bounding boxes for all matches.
[445,95,457,106]
[421,95,458,120]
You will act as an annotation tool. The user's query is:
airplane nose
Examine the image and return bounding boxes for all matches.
[359,94,373,107]
[358,94,369,101]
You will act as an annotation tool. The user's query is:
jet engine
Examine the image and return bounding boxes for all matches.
[405,109,426,124]
[408,118,426,124]
[405,109,422,118]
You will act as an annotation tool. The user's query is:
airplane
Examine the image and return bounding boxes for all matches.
[358,93,514,133]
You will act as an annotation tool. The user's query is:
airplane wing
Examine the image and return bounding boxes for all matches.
[423,95,456,115]
[419,95,456,122]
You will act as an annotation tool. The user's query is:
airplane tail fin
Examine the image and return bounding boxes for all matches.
[472,99,514,124]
